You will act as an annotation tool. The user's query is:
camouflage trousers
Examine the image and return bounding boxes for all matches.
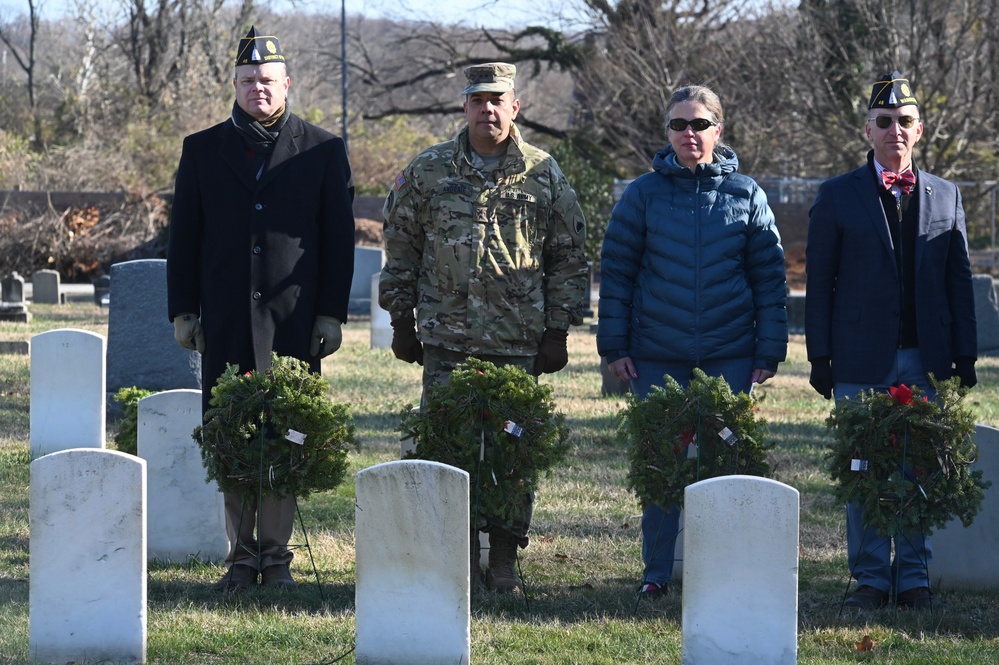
[422,344,535,547]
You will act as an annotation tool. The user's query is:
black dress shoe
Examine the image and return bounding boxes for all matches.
[842,585,889,610]
[896,586,947,610]
[213,564,258,591]
[262,563,297,587]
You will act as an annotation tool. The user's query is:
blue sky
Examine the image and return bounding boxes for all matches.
[15,0,588,30]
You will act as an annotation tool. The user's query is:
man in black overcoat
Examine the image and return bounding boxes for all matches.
[167,26,355,590]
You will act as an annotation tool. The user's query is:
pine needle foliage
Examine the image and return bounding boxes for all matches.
[622,368,774,509]
[825,377,991,536]
[400,358,570,531]
[112,386,155,455]
[195,354,356,501]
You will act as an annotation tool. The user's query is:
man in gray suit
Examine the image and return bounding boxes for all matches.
[805,70,977,611]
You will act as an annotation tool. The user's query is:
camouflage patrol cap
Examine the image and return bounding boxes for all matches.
[461,62,517,95]
[235,25,286,66]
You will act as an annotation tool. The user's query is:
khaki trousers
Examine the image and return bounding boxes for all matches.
[223,491,296,570]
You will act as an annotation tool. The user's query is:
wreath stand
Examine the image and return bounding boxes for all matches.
[469,402,531,609]
[219,422,326,598]
[838,418,933,616]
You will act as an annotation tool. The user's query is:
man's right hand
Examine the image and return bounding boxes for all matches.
[809,357,833,399]
[390,316,423,365]
[172,313,205,354]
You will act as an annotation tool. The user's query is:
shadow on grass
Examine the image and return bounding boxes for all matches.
[472,576,683,625]
[148,561,357,615]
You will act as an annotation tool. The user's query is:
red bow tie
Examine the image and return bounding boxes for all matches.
[881,169,916,195]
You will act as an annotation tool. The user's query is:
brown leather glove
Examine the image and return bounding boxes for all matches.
[533,328,569,375]
[391,316,423,365]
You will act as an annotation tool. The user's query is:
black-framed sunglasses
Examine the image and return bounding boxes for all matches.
[667,118,718,132]
[870,115,919,129]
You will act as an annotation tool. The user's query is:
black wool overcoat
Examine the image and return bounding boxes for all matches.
[166,112,355,412]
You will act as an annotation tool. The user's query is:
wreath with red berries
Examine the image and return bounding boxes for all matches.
[825,378,990,536]
[622,368,774,510]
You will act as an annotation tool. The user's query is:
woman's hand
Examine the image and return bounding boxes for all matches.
[752,368,776,384]
[609,357,638,382]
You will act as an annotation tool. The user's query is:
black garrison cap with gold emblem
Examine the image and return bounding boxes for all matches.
[235,26,285,66]
[868,70,918,109]
[461,62,517,95]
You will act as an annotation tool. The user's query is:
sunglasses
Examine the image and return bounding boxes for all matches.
[870,115,919,129]
[668,118,718,132]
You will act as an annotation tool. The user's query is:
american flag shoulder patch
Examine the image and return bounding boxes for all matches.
[395,172,406,189]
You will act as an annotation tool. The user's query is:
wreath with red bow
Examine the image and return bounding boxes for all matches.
[826,378,990,536]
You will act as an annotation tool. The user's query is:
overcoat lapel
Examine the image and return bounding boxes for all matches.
[218,121,259,192]
[258,115,303,190]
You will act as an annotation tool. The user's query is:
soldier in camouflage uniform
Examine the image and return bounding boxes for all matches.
[380,62,587,593]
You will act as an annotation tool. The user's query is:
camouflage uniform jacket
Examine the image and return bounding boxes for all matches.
[380,124,587,356]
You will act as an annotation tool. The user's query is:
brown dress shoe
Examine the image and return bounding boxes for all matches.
[842,585,888,610]
[213,564,258,591]
[261,563,297,587]
[896,586,947,610]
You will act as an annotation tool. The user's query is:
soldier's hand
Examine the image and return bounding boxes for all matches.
[809,357,833,399]
[172,313,205,354]
[310,316,342,359]
[391,316,423,365]
[533,328,569,375]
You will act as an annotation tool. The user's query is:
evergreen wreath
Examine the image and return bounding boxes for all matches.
[826,377,990,536]
[195,353,356,501]
[399,358,570,532]
[622,368,774,510]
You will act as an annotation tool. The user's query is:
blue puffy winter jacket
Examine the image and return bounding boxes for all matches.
[596,145,788,370]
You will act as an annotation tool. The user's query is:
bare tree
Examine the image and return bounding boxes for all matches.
[0,0,43,147]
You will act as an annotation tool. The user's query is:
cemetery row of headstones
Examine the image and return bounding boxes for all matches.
[26,324,999,663]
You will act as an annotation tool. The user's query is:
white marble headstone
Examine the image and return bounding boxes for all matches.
[355,460,470,665]
[682,475,799,665]
[932,423,999,589]
[138,389,228,562]
[30,328,107,458]
[29,449,147,663]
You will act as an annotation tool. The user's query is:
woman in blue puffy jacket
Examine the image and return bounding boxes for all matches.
[597,85,788,597]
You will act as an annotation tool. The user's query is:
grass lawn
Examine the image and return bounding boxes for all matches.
[1,301,998,664]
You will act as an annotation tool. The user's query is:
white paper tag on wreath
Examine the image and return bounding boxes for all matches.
[718,427,739,446]
[504,420,524,437]
[687,443,699,459]
[286,429,307,445]
[851,459,869,472]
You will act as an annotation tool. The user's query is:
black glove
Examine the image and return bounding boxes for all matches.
[390,316,423,365]
[954,357,978,389]
[809,357,833,399]
[533,328,569,375]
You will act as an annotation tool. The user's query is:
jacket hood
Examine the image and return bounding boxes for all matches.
[652,144,739,181]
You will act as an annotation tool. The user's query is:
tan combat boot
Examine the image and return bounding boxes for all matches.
[486,529,523,593]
